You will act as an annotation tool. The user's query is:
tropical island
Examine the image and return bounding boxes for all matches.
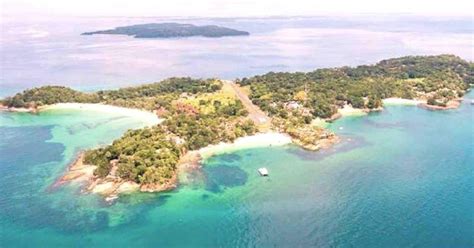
[81,23,250,38]
[1,54,472,200]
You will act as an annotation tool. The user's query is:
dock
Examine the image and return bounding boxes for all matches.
[258,168,269,176]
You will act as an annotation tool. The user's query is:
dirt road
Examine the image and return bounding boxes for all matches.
[222,80,271,128]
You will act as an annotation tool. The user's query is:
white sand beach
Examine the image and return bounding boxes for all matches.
[198,132,292,159]
[311,117,329,128]
[40,103,162,126]
[338,104,367,117]
[383,98,425,106]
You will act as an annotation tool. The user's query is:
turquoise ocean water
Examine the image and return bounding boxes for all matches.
[0,92,472,247]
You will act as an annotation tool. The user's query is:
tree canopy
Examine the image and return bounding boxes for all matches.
[238,55,472,119]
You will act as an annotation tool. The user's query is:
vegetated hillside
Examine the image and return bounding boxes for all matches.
[82,23,250,38]
[2,77,220,109]
[81,79,256,185]
[238,54,473,119]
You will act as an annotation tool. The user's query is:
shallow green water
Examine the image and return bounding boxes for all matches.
[0,93,473,247]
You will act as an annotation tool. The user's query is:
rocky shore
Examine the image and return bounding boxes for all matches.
[55,149,204,202]
[53,153,96,187]
[292,134,340,151]
[326,97,462,122]
[418,99,462,110]
[326,103,387,122]
[0,105,38,113]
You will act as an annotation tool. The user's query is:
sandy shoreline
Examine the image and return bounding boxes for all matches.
[334,97,459,116]
[332,97,438,120]
[1,103,162,126]
[40,103,162,126]
[198,132,293,159]
[337,104,369,117]
[382,97,425,106]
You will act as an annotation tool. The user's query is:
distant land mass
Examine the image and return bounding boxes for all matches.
[81,23,250,38]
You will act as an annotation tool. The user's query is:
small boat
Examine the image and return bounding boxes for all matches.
[105,194,119,203]
[471,100,474,105]
[258,168,269,176]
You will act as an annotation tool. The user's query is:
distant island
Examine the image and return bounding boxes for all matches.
[2,55,472,200]
[81,23,250,38]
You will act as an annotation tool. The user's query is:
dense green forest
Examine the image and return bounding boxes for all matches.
[84,125,180,182]
[1,86,100,108]
[238,55,473,119]
[84,113,256,184]
[1,77,220,110]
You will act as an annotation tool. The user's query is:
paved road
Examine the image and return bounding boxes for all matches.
[223,80,271,126]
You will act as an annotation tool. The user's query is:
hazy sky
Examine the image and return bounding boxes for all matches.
[2,0,473,17]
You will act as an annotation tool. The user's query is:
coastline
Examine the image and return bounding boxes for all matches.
[382,97,462,110]
[52,153,96,188]
[325,96,462,122]
[56,132,295,200]
[327,104,381,122]
[56,131,340,200]
[418,99,462,110]
[40,103,162,126]
[382,97,425,106]
[337,98,436,115]
[1,103,162,127]
[198,132,292,159]
[0,105,39,113]
[338,104,369,117]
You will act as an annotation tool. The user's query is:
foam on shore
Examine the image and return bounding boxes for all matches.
[383,98,424,106]
[198,132,292,159]
[40,103,162,126]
